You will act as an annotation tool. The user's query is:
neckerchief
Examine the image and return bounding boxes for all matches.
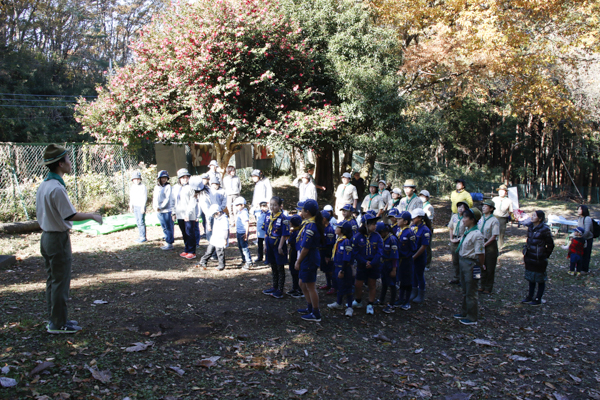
[44,172,66,187]
[480,214,493,233]
[453,215,463,237]
[365,232,373,256]
[332,235,347,259]
[298,216,316,240]
[341,183,350,196]
[396,226,408,239]
[424,201,431,208]
[456,226,479,254]
[392,198,401,207]
[368,193,378,209]
[404,193,416,211]
[268,211,282,236]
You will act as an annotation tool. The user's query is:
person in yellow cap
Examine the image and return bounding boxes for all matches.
[478,200,500,294]
[453,207,485,326]
[399,179,423,212]
[492,184,513,248]
[450,179,473,215]
[36,144,103,334]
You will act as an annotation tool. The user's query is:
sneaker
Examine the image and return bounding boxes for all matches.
[271,290,284,299]
[47,323,82,334]
[160,244,174,250]
[46,320,79,330]
[301,313,321,322]
[374,299,383,307]
[567,271,575,276]
[449,279,460,285]
[352,300,364,309]
[521,297,533,304]
[366,304,374,315]
[263,287,276,295]
[254,257,263,263]
[297,307,312,314]
[184,253,197,260]
[290,290,305,299]
[453,314,465,319]
[393,299,403,306]
[197,263,207,268]
[327,301,344,310]
[383,305,394,314]
[135,238,147,243]
[242,264,252,270]
[325,288,336,296]
[318,284,331,290]
[529,299,542,306]
[345,307,354,317]
[400,304,411,311]
[179,252,189,258]
[459,318,477,325]
[286,289,296,296]
[217,264,225,271]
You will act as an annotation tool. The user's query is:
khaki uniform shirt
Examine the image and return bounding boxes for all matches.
[492,196,513,218]
[478,215,500,241]
[361,193,385,212]
[36,180,77,232]
[398,194,423,212]
[448,214,466,238]
[458,229,485,260]
[335,183,358,209]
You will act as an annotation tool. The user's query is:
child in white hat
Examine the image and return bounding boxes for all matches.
[129,170,147,243]
[234,197,253,270]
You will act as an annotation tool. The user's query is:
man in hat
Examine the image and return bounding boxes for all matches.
[399,179,423,212]
[478,200,500,294]
[335,172,358,220]
[292,172,318,202]
[451,179,473,215]
[492,184,513,248]
[36,144,103,334]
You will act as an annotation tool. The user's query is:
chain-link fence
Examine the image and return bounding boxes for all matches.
[0,143,141,222]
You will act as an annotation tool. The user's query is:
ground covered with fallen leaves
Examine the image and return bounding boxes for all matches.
[1,196,600,400]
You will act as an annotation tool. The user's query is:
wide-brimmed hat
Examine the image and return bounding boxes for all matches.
[130,171,142,180]
[39,144,68,166]
[403,179,416,188]
[469,208,482,222]
[177,168,191,179]
[496,184,508,191]
[482,199,495,209]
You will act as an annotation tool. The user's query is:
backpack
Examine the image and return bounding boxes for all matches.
[591,217,600,239]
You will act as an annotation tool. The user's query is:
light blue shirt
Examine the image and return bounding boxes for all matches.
[236,208,250,234]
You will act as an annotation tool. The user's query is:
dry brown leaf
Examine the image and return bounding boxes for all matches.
[86,365,111,384]
[29,361,54,377]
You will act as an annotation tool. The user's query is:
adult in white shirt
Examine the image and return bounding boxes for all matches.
[335,172,358,220]
[361,183,385,216]
[128,170,148,243]
[293,172,318,202]
[492,184,514,249]
[250,169,273,221]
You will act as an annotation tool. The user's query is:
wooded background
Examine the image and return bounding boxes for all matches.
[1,0,599,199]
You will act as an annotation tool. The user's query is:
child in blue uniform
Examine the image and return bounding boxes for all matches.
[388,208,401,237]
[340,204,359,235]
[395,211,417,309]
[352,213,383,315]
[378,222,399,314]
[286,214,304,298]
[319,211,337,294]
[410,208,431,304]
[327,220,355,317]
[262,197,289,299]
[295,199,324,322]
[254,201,268,263]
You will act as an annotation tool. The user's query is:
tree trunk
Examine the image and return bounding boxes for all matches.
[295,147,306,174]
[289,147,297,177]
[361,151,377,184]
[333,149,340,185]
[214,141,240,170]
[342,149,353,173]
[314,144,334,199]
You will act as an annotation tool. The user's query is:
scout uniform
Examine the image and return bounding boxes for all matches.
[330,220,355,314]
[398,180,423,212]
[448,209,466,283]
[361,184,385,214]
[297,213,321,285]
[492,184,513,248]
[478,200,500,293]
[352,220,384,282]
[450,178,473,214]
[456,210,485,324]
[379,224,399,310]
[262,208,289,293]
[410,208,431,303]
[419,190,434,269]
[335,172,358,219]
[319,212,336,288]
[378,180,392,209]
[395,213,417,307]
[36,145,79,333]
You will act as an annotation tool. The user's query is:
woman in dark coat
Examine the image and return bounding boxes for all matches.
[522,210,555,306]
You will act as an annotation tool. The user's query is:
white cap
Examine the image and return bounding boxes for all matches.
[233,196,246,206]
[342,172,351,179]
[378,180,386,185]
[419,190,430,197]
[208,160,218,167]
[209,204,220,215]
[392,188,402,195]
[323,205,333,212]
[410,208,425,219]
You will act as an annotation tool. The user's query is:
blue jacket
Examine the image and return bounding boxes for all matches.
[352,231,383,268]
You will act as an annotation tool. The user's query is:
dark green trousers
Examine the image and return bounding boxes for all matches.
[451,241,459,280]
[481,240,498,292]
[459,256,479,322]
[497,217,508,248]
[41,231,72,328]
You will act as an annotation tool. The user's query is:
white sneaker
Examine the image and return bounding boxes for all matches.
[352,300,363,309]
[327,302,344,310]
[345,307,353,317]
[161,244,174,250]
[366,304,374,315]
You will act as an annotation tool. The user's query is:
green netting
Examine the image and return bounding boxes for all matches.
[71,213,161,236]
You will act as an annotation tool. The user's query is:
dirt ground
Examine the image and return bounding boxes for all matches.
[1,196,600,400]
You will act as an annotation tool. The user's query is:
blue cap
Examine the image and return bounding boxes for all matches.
[296,201,305,210]
[575,227,585,234]
[303,199,319,216]
[321,210,331,221]
[131,171,142,180]
[290,214,303,226]
[365,210,377,218]
[363,213,380,223]
[376,221,388,233]
[399,211,412,221]
[157,170,169,179]
[388,208,400,218]
[341,204,353,211]
[192,182,205,192]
